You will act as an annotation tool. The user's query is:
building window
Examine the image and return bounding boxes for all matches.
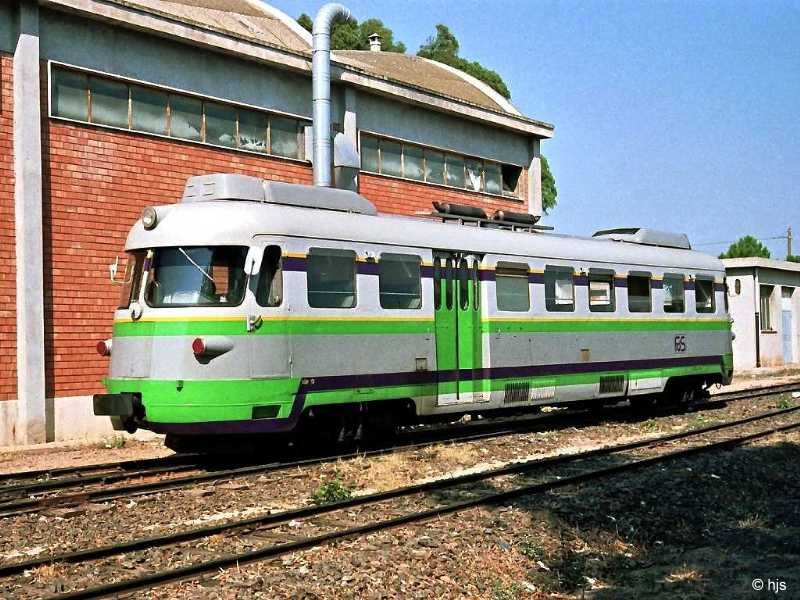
[307,248,357,308]
[50,66,307,160]
[255,246,283,307]
[760,285,774,331]
[545,266,574,312]
[588,271,614,312]
[663,274,685,313]
[628,274,652,313]
[360,133,522,198]
[695,278,715,313]
[379,254,422,309]
[495,262,530,312]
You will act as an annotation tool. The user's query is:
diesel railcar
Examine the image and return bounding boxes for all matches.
[94,173,734,450]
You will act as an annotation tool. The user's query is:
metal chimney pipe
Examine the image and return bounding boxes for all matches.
[312,3,351,187]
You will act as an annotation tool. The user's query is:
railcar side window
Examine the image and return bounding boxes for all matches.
[496,262,530,312]
[307,248,357,308]
[379,254,422,309]
[663,274,685,313]
[117,251,146,309]
[627,274,652,313]
[145,246,248,307]
[588,271,615,312]
[255,246,283,307]
[695,278,715,313]
[545,266,574,312]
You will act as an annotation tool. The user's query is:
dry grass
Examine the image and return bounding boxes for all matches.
[28,563,65,585]
[737,514,765,529]
[664,566,703,583]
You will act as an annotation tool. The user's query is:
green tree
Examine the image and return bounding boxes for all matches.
[787,254,800,263]
[297,14,406,53]
[719,236,771,259]
[541,155,557,213]
[417,24,510,99]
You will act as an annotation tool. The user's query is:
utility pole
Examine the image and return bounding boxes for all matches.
[788,226,793,258]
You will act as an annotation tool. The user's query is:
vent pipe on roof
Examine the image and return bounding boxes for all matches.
[368,33,381,52]
[312,3,351,187]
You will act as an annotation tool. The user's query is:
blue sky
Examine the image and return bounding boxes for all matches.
[270,0,800,258]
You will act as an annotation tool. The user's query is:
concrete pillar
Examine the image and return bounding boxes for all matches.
[13,0,46,444]
[334,87,358,192]
[527,137,542,216]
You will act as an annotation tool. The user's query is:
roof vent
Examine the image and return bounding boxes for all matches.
[181,173,377,215]
[592,227,691,250]
[368,32,381,52]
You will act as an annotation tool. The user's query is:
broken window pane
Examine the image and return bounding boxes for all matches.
[52,69,89,121]
[380,139,402,177]
[485,162,502,195]
[131,86,168,135]
[445,154,465,188]
[90,77,129,128]
[403,145,424,181]
[502,164,522,196]
[361,135,379,172]
[270,116,300,158]
[169,95,202,141]
[424,150,445,184]
[465,158,483,192]
[205,102,237,148]
[238,109,267,152]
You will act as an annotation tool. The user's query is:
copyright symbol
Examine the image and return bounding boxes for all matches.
[752,579,764,591]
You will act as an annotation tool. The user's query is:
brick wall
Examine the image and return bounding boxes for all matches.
[0,53,16,402]
[359,172,528,218]
[43,121,312,397]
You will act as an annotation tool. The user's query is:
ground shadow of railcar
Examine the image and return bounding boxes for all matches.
[424,438,800,599]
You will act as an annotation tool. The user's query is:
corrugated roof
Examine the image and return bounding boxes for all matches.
[333,50,511,113]
[109,0,309,53]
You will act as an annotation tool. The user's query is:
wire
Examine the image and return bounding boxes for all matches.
[694,234,789,247]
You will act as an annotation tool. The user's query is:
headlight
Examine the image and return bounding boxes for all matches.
[142,207,158,230]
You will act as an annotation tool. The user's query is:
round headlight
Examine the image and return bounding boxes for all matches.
[142,207,158,230]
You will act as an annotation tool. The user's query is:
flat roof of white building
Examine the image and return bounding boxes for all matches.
[723,257,800,273]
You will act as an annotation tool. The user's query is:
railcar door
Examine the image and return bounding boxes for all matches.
[433,251,484,405]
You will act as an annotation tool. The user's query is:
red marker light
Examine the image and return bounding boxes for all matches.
[96,339,112,356]
[192,338,206,355]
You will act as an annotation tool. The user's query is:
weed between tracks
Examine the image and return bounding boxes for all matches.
[310,475,353,505]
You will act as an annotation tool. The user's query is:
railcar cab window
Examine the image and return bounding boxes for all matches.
[627,274,652,313]
[145,247,248,307]
[663,274,686,313]
[495,262,530,312]
[379,254,422,309]
[545,266,575,312]
[588,270,615,312]
[695,278,715,313]
[307,248,357,308]
[255,246,283,307]
[117,251,146,309]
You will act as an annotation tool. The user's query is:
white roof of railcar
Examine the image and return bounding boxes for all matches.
[126,200,723,273]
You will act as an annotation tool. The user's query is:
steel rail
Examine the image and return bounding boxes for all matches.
[0,382,796,518]
[3,404,798,581]
[46,413,800,599]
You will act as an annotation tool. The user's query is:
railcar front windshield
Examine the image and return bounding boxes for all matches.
[145,246,248,307]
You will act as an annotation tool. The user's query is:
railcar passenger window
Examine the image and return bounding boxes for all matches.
[255,246,283,307]
[307,248,357,308]
[663,275,685,313]
[695,278,715,313]
[627,274,652,313]
[379,254,422,309]
[496,262,530,312]
[588,271,614,312]
[117,251,146,309]
[545,267,574,312]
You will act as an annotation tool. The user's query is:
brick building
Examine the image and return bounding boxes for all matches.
[0,0,554,445]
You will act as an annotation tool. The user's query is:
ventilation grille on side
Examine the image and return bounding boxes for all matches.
[504,381,532,404]
[599,375,626,395]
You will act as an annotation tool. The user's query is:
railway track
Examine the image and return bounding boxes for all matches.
[1,402,798,599]
[0,381,797,518]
